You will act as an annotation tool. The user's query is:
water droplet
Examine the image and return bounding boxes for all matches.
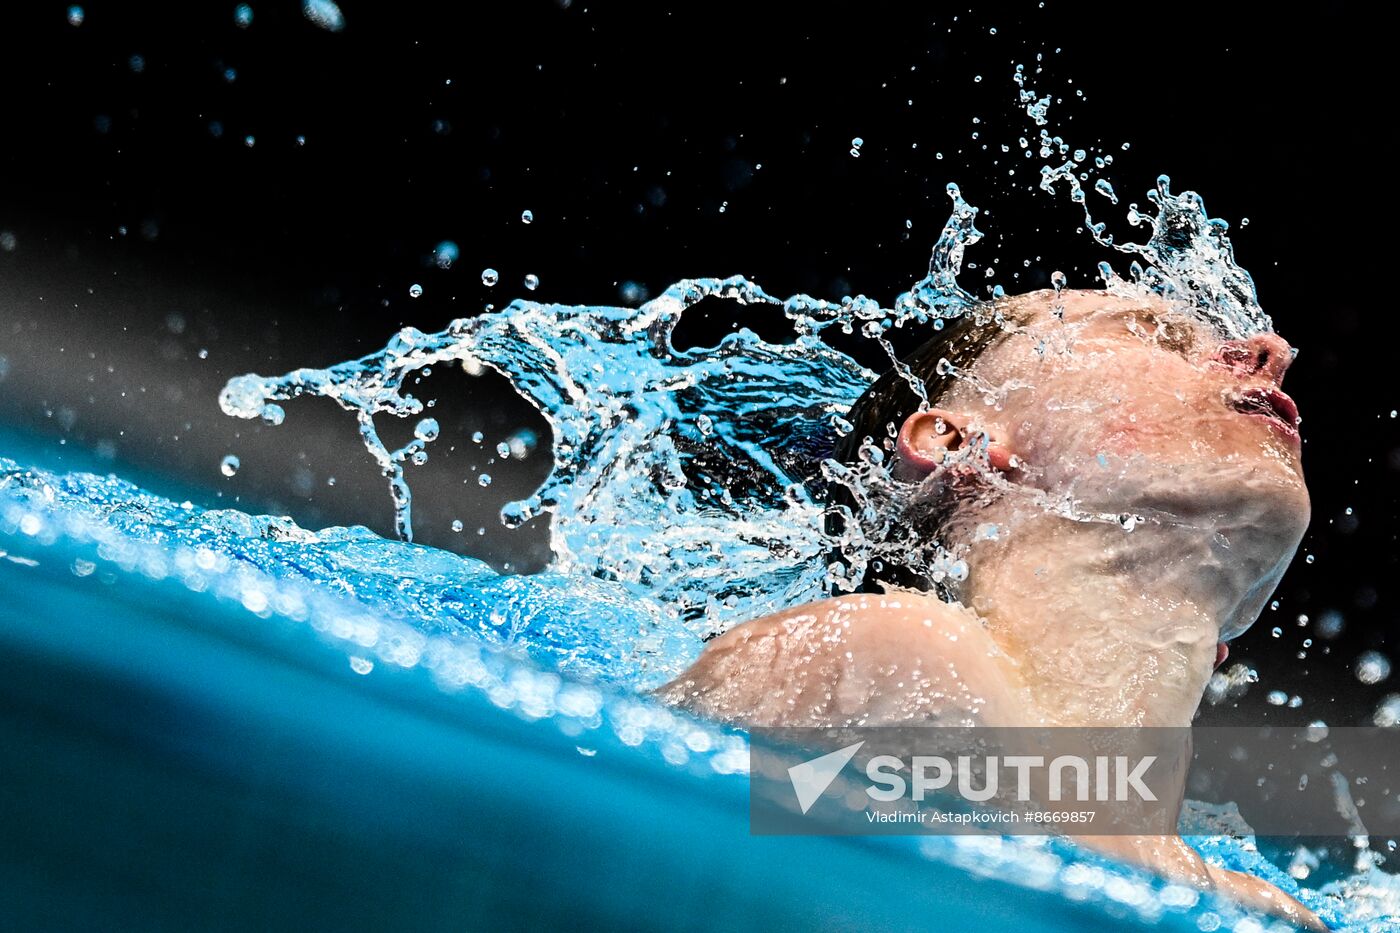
[234,4,253,28]
[433,240,459,269]
[506,429,538,458]
[1240,217,1250,227]
[220,454,240,477]
[850,137,863,158]
[408,283,423,299]
[66,5,84,26]
[1305,554,1315,564]
[524,273,540,291]
[414,418,439,442]
[696,414,714,436]
[521,209,534,224]
[260,404,285,426]
[1050,270,1067,291]
[1266,690,1288,706]
[478,473,492,487]
[481,268,499,287]
[349,656,374,675]
[471,430,484,443]
[1374,694,1400,727]
[1356,651,1392,685]
[1271,627,1283,638]
[302,0,344,32]
[496,441,511,458]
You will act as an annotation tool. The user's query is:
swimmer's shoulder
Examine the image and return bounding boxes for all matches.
[656,590,1016,726]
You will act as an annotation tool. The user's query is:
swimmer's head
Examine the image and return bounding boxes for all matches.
[832,287,1309,639]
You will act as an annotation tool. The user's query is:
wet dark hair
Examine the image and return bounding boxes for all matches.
[826,303,1023,594]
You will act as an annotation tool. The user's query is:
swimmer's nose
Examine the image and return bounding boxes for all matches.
[1212,333,1294,384]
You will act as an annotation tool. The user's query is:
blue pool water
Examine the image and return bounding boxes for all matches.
[4,453,1394,931]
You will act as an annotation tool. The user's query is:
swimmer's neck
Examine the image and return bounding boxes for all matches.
[956,508,1233,727]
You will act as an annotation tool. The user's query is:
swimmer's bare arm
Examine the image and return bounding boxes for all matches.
[655,592,1028,726]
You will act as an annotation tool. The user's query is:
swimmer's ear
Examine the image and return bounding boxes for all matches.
[895,408,1018,476]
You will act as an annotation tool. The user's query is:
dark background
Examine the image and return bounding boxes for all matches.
[0,1,1393,728]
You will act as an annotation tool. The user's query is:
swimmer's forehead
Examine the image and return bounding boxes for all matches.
[999,288,1239,338]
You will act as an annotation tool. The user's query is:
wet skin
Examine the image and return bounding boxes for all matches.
[658,288,1322,929]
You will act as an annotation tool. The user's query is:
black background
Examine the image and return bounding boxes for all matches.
[0,1,1394,728]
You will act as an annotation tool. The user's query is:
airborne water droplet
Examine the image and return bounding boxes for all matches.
[302,0,344,32]
[220,455,240,477]
[481,268,499,287]
[478,473,492,487]
[414,417,439,441]
[451,519,463,532]
[524,274,540,291]
[409,283,423,298]
[521,210,534,224]
[1356,651,1392,685]
[433,240,459,269]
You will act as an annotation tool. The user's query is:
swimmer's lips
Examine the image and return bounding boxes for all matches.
[1229,387,1300,441]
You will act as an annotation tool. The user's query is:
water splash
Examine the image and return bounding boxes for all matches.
[1015,61,1271,339]
[221,114,1272,640]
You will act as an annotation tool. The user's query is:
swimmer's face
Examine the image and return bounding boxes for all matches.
[935,288,1310,636]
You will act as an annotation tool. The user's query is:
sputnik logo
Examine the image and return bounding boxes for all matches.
[787,741,865,814]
